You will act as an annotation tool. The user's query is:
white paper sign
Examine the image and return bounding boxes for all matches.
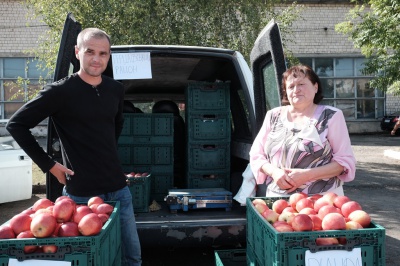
[305,247,362,266]
[111,52,152,80]
[9,258,71,266]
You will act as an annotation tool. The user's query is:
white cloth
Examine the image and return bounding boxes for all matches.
[233,164,256,206]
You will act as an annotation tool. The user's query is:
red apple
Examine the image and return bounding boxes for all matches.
[313,197,331,213]
[309,214,323,231]
[87,196,104,207]
[9,213,32,235]
[262,209,279,224]
[32,198,54,211]
[333,195,351,209]
[17,231,37,253]
[291,214,313,231]
[341,201,362,218]
[78,213,103,236]
[278,211,296,225]
[307,194,323,203]
[348,210,371,228]
[272,199,289,214]
[281,206,296,214]
[53,198,76,223]
[55,195,73,203]
[30,213,57,238]
[0,225,16,239]
[20,208,35,216]
[95,203,114,215]
[33,208,53,217]
[252,198,267,206]
[58,222,80,237]
[322,213,346,230]
[289,192,307,209]
[42,244,58,253]
[97,213,110,225]
[295,198,314,212]
[346,221,364,230]
[318,205,341,220]
[89,203,100,213]
[322,192,338,205]
[316,237,339,246]
[73,205,93,224]
[299,207,317,215]
[273,221,294,232]
[254,202,269,214]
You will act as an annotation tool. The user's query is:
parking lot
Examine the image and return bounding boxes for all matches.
[0,133,399,265]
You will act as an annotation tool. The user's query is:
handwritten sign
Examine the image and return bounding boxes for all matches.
[305,248,362,266]
[111,52,152,80]
[9,258,71,266]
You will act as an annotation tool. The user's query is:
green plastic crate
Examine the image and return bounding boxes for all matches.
[187,171,230,190]
[246,197,385,266]
[0,201,121,266]
[187,112,231,142]
[127,175,151,213]
[186,81,230,112]
[118,143,173,165]
[215,249,247,266]
[187,142,230,171]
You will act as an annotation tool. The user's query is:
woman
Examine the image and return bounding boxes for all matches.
[249,64,356,196]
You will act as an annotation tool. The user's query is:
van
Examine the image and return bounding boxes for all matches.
[47,13,286,250]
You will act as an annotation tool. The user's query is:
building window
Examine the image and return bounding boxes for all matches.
[299,57,383,120]
[0,58,52,119]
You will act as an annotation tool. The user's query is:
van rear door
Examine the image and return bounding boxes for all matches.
[250,19,286,136]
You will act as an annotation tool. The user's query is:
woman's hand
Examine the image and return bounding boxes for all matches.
[49,162,74,185]
[270,167,296,190]
[284,168,311,193]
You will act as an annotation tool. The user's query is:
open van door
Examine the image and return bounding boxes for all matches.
[250,19,286,136]
[46,13,81,201]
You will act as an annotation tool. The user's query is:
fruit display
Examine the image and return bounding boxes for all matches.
[251,192,372,244]
[0,196,114,254]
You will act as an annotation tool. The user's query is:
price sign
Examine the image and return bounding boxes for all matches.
[305,247,362,266]
[111,52,152,80]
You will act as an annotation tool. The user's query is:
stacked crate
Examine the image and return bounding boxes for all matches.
[118,113,174,201]
[185,81,231,189]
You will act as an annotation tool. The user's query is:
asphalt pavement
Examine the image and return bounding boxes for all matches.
[0,133,399,265]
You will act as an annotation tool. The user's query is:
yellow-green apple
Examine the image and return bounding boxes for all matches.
[333,195,351,209]
[309,214,322,231]
[273,221,294,232]
[295,198,314,212]
[272,199,289,214]
[289,192,307,209]
[53,198,76,223]
[278,211,296,225]
[32,198,54,211]
[318,205,341,220]
[348,210,371,227]
[30,213,57,238]
[299,207,317,215]
[87,196,104,207]
[262,209,279,224]
[322,192,338,205]
[316,237,339,246]
[345,221,363,230]
[16,230,37,253]
[58,222,80,237]
[341,201,362,218]
[291,214,313,231]
[0,225,16,239]
[313,197,331,213]
[78,213,103,236]
[322,213,346,230]
[9,213,32,235]
[95,203,114,216]
[73,205,93,224]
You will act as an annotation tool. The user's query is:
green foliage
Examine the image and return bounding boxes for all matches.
[335,0,400,95]
[24,0,302,75]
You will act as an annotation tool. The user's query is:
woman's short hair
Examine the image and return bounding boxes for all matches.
[281,64,324,105]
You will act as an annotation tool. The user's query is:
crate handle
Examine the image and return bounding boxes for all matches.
[201,144,216,150]
[9,246,72,261]
[300,237,376,253]
[201,114,216,122]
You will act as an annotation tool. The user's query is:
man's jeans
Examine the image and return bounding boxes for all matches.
[63,186,142,266]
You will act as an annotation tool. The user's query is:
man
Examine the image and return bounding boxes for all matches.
[6,28,142,266]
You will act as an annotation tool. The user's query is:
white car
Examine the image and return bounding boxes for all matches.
[0,136,32,204]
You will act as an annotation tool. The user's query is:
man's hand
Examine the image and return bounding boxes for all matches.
[49,162,74,185]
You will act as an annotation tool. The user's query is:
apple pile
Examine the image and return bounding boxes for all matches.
[252,192,372,245]
[0,196,114,254]
[126,172,149,178]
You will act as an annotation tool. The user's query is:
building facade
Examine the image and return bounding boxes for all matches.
[1,0,399,135]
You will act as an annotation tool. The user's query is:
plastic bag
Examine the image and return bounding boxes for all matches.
[233,164,256,206]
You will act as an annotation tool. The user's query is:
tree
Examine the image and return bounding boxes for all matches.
[335,0,400,95]
[25,0,302,77]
